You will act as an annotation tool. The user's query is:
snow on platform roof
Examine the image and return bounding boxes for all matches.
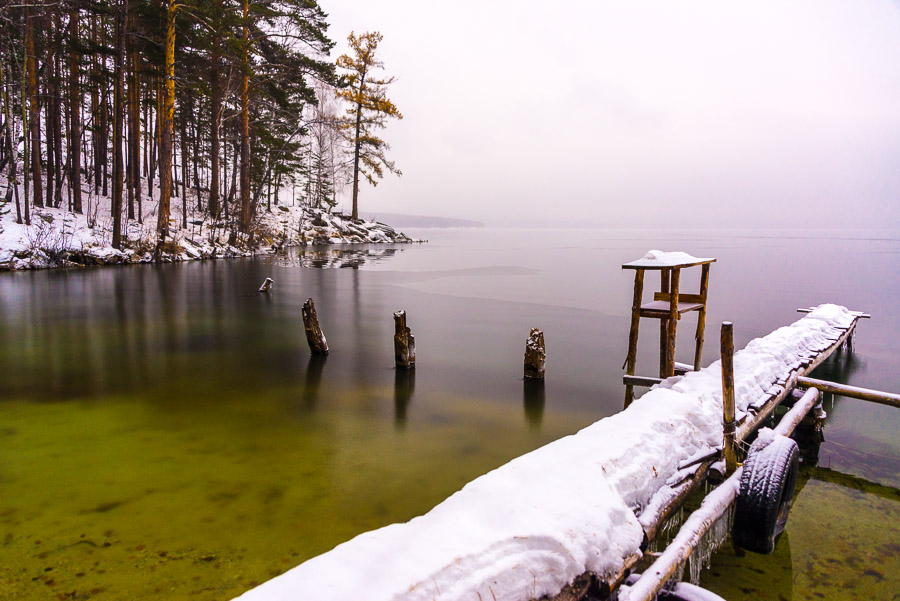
[622,250,716,270]
[234,304,855,601]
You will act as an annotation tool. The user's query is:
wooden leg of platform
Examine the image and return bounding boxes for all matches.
[624,270,644,407]
[693,263,710,370]
[659,318,669,378]
[658,270,670,378]
[665,268,680,377]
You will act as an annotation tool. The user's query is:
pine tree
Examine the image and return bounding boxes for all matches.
[336,31,402,221]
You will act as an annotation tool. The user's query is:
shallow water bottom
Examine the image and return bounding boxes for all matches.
[700,470,900,601]
[1,386,593,601]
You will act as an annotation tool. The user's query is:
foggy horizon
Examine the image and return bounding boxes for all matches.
[324,0,900,230]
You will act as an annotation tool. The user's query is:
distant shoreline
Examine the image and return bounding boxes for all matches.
[363,212,484,229]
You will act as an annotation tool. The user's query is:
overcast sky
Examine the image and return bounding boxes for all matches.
[321,1,900,228]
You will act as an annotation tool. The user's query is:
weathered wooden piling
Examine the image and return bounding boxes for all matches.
[259,277,274,292]
[393,310,415,369]
[524,328,546,381]
[720,321,737,474]
[301,298,329,354]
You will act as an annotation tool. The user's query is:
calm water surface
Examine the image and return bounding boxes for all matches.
[1,228,897,600]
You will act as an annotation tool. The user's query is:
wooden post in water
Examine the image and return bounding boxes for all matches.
[258,277,274,292]
[394,310,415,369]
[301,298,329,354]
[720,321,737,474]
[623,270,644,407]
[524,328,546,381]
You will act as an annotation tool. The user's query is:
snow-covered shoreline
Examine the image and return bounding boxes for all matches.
[233,304,856,601]
[0,176,416,271]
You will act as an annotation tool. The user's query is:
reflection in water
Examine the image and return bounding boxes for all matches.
[394,368,415,429]
[276,245,404,269]
[801,466,900,503]
[812,343,863,385]
[523,380,545,430]
[303,354,328,411]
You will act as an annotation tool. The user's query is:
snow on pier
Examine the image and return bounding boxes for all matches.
[234,304,857,601]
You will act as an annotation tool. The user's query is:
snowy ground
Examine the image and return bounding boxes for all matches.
[234,304,856,601]
[0,175,415,270]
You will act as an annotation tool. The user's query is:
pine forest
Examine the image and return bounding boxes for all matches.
[0,0,404,264]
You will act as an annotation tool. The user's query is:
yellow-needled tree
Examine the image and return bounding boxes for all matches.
[336,31,402,221]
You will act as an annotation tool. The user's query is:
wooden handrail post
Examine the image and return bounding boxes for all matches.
[720,321,737,474]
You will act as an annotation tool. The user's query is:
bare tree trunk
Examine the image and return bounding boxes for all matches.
[125,9,135,220]
[1,52,23,223]
[69,6,82,213]
[111,0,126,249]
[350,98,362,220]
[228,137,238,215]
[46,17,57,209]
[180,94,188,228]
[100,18,109,198]
[52,13,64,208]
[192,104,201,212]
[25,6,43,209]
[156,0,176,249]
[239,0,251,234]
[90,15,100,193]
[208,45,221,219]
[21,47,31,226]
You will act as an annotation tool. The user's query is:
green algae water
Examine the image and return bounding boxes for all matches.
[2,229,898,600]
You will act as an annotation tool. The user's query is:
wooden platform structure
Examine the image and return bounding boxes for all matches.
[612,309,883,601]
[622,252,716,406]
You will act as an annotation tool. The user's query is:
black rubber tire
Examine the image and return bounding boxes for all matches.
[732,432,800,554]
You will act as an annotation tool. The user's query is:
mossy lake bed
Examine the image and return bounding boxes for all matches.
[2,229,899,600]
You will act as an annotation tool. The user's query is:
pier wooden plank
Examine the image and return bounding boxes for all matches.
[735,316,860,442]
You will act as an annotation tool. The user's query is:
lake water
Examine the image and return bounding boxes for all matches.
[1,228,898,600]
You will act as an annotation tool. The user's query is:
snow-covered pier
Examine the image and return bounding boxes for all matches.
[233,304,865,601]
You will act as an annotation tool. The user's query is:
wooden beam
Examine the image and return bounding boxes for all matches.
[673,361,695,375]
[623,375,663,388]
[797,308,870,318]
[638,460,713,549]
[652,293,705,304]
[798,376,900,408]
